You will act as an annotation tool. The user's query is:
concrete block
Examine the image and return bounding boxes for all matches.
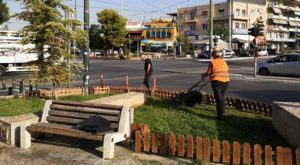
[20,124,31,149]
[272,102,300,148]
[0,113,39,147]
[85,92,146,108]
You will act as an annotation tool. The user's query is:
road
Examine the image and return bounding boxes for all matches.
[1,57,300,103]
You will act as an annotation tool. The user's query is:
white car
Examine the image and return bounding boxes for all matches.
[258,49,268,56]
[220,49,235,58]
[258,54,300,76]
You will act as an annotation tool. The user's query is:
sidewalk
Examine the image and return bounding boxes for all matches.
[0,136,192,165]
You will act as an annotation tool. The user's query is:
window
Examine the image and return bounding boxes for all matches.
[242,23,246,29]
[157,30,161,38]
[202,24,208,30]
[146,31,150,38]
[288,55,300,62]
[219,9,225,17]
[179,14,183,19]
[190,24,195,31]
[236,9,240,16]
[190,12,195,19]
[202,11,208,17]
[242,10,246,17]
[162,30,166,38]
[167,30,171,38]
[235,22,240,29]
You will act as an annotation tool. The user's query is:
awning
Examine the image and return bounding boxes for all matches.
[232,34,254,43]
[280,20,288,25]
[272,19,288,25]
[294,11,300,16]
[289,21,298,26]
[272,8,282,14]
[272,19,282,24]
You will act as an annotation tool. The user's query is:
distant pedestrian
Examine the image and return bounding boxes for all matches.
[221,48,226,59]
[141,55,153,90]
[203,48,230,120]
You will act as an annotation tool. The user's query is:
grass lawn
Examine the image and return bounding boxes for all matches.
[134,97,289,148]
[0,94,289,148]
[0,94,111,117]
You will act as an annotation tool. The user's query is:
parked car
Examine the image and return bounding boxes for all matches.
[258,49,268,56]
[220,49,235,58]
[197,51,209,59]
[258,54,300,76]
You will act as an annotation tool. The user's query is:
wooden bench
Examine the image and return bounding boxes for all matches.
[20,100,133,159]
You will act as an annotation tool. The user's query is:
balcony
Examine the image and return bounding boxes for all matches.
[268,14,279,19]
[232,14,248,21]
[289,17,296,21]
[280,16,288,20]
[268,25,280,31]
[279,26,288,31]
[184,18,198,23]
[289,27,296,31]
[214,16,228,21]
[268,2,280,8]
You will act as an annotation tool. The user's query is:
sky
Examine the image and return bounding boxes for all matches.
[3,0,225,31]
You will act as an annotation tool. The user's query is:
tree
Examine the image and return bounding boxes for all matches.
[97,9,127,52]
[14,0,87,95]
[89,24,104,53]
[0,0,9,25]
[182,35,191,55]
[214,26,229,41]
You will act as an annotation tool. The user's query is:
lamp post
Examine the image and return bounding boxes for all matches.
[83,0,90,94]
[209,0,214,58]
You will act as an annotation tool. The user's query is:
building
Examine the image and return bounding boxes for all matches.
[177,0,267,54]
[141,19,177,52]
[266,0,300,52]
[126,21,145,54]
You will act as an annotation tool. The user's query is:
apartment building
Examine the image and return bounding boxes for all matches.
[267,0,300,52]
[177,1,267,52]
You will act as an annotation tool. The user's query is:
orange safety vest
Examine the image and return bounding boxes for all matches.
[209,58,230,82]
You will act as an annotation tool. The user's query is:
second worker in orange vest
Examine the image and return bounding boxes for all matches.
[203,48,230,120]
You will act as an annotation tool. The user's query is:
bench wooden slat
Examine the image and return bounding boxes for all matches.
[27,123,108,141]
[47,116,119,129]
[52,100,123,110]
[48,110,120,122]
[50,104,121,116]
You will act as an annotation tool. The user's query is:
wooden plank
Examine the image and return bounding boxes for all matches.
[168,133,176,157]
[212,139,220,162]
[284,147,292,165]
[177,135,185,157]
[296,148,300,165]
[243,143,251,165]
[135,130,142,152]
[222,140,230,164]
[27,123,106,141]
[232,141,241,165]
[203,138,210,162]
[52,100,123,110]
[48,110,120,122]
[254,144,262,165]
[143,126,150,152]
[159,134,167,155]
[50,104,121,116]
[265,145,273,165]
[46,116,119,129]
[151,133,158,154]
[187,135,194,159]
[276,146,284,165]
[196,137,203,160]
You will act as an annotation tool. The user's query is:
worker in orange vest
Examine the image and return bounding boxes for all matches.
[203,48,230,120]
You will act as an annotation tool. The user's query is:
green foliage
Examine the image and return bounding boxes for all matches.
[89,24,104,52]
[135,98,289,147]
[145,43,151,52]
[182,35,191,55]
[14,0,87,90]
[0,0,9,25]
[97,9,127,50]
[214,25,229,41]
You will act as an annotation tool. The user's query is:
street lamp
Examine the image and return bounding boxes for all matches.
[213,36,218,47]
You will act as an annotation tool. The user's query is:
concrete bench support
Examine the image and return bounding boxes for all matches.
[272,102,300,147]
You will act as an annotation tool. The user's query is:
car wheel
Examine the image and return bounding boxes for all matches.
[259,68,270,76]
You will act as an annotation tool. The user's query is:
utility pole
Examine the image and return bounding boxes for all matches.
[83,0,90,94]
[228,0,232,50]
[73,0,77,57]
[209,0,214,58]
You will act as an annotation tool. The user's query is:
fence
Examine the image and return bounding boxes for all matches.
[132,124,300,165]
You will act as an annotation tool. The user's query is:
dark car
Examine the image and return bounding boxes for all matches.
[197,51,209,59]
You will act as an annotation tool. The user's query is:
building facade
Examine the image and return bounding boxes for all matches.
[141,19,177,51]
[177,0,300,54]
